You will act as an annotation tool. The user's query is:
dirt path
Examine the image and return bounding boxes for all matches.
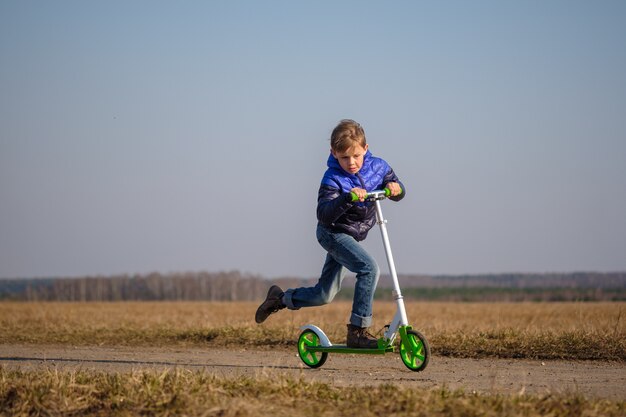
[1,344,624,400]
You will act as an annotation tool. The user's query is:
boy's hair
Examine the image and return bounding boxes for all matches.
[330,119,367,152]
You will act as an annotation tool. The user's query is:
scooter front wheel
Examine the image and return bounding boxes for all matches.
[399,329,430,372]
[297,329,328,368]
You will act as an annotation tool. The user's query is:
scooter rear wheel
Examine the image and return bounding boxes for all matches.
[298,329,328,368]
[399,329,430,372]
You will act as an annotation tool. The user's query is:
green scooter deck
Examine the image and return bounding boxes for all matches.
[306,344,394,355]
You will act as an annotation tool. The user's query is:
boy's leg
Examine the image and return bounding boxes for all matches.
[311,225,379,328]
[283,253,346,309]
[323,232,379,328]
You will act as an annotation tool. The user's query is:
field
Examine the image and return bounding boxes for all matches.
[1,301,624,360]
[1,301,625,415]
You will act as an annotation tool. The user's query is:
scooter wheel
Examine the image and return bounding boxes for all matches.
[297,329,328,368]
[399,329,430,372]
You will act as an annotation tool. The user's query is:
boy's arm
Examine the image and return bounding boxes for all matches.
[316,185,354,225]
[383,168,406,202]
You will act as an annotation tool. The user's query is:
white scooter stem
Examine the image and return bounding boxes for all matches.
[373,197,409,340]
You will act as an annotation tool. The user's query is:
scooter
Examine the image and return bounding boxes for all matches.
[297,189,430,372]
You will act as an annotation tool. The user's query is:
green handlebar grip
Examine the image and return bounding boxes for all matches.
[350,188,394,202]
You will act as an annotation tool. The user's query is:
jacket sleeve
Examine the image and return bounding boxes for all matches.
[316,184,354,224]
[382,167,406,202]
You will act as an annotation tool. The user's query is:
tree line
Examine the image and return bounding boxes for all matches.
[0,271,274,302]
[0,271,624,302]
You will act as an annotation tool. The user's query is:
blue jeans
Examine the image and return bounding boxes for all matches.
[283,224,380,328]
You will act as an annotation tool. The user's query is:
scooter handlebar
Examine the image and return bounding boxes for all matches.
[350,188,393,202]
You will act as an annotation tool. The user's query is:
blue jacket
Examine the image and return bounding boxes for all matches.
[317,150,405,241]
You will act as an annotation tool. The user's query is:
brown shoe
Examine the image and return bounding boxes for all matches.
[255,285,286,324]
[346,324,379,349]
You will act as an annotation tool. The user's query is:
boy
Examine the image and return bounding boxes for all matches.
[255,119,404,348]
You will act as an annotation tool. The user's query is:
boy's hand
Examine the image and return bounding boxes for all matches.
[350,187,367,202]
[386,182,402,197]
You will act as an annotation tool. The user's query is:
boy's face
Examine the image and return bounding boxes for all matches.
[332,144,368,175]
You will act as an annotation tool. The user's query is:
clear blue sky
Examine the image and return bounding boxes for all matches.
[1,1,625,279]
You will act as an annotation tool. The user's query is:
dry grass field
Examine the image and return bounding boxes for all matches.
[1,301,625,416]
[0,301,624,360]
[2,367,624,417]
